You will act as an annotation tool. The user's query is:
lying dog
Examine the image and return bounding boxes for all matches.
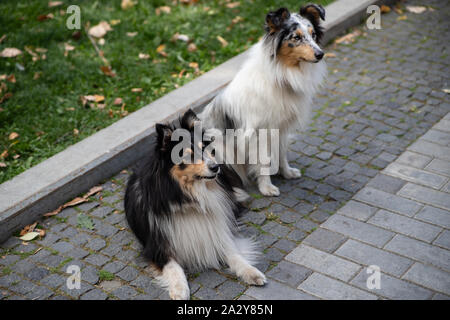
[125,110,266,300]
[201,4,327,196]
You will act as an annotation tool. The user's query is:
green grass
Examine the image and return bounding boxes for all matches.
[98,269,115,281]
[0,0,331,183]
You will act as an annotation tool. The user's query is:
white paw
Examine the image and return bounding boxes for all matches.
[259,183,280,197]
[282,167,302,179]
[169,284,190,300]
[240,266,267,286]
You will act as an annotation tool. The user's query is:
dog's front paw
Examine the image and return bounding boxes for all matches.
[259,183,280,197]
[282,167,302,179]
[240,266,267,286]
[169,284,190,300]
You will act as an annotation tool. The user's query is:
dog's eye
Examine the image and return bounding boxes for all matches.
[312,32,317,39]
[294,35,302,41]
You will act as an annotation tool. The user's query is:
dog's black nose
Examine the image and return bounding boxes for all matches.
[208,163,219,173]
[315,51,324,60]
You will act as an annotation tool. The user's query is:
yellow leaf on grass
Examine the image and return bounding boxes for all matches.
[121,0,136,10]
[156,44,165,53]
[110,19,121,26]
[138,53,150,59]
[397,15,408,21]
[88,21,112,38]
[48,1,63,8]
[100,65,116,77]
[217,36,228,47]
[0,48,22,58]
[8,132,19,140]
[226,2,241,9]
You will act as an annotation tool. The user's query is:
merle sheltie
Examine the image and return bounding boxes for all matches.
[200,4,327,196]
[125,110,266,300]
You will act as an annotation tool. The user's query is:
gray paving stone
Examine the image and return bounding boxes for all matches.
[422,129,450,146]
[267,260,312,287]
[85,238,107,251]
[84,254,110,267]
[299,273,377,300]
[366,173,407,194]
[384,163,447,189]
[217,280,246,299]
[303,228,347,253]
[408,140,450,161]
[354,187,422,217]
[337,200,378,222]
[403,263,450,296]
[434,230,450,250]
[24,267,50,281]
[245,280,317,300]
[351,269,433,300]
[116,266,139,282]
[82,266,100,284]
[368,209,442,243]
[91,206,114,218]
[415,206,450,229]
[80,289,108,300]
[112,285,138,300]
[102,261,126,274]
[51,241,74,254]
[10,279,38,295]
[385,235,450,272]
[335,239,413,277]
[398,183,450,210]
[273,239,297,252]
[425,158,450,177]
[40,274,65,289]
[397,151,432,169]
[433,293,450,300]
[294,219,319,232]
[286,229,307,242]
[25,286,54,300]
[194,271,227,289]
[322,214,394,248]
[285,245,361,282]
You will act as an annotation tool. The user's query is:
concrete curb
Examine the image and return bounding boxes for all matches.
[0,0,397,243]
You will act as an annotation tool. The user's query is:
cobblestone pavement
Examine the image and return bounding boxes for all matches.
[1,0,449,300]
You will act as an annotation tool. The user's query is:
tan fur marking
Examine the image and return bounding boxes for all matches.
[305,6,320,20]
[170,162,207,189]
[296,29,304,37]
[308,27,313,35]
[278,42,316,67]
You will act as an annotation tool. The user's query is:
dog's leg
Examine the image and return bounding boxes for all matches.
[279,132,302,179]
[257,174,280,196]
[226,250,266,286]
[155,259,190,300]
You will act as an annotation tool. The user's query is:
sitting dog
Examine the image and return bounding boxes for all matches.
[125,109,266,300]
[200,4,327,196]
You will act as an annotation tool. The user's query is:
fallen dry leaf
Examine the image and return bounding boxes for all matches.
[126,32,138,37]
[131,88,143,92]
[73,128,79,136]
[121,0,136,10]
[217,36,228,47]
[0,150,7,159]
[100,65,116,77]
[0,35,6,44]
[171,33,190,42]
[232,16,243,25]
[64,197,87,207]
[19,232,40,241]
[20,222,37,236]
[155,6,171,15]
[48,1,63,7]
[64,43,75,57]
[0,92,12,104]
[35,48,47,53]
[406,6,427,14]
[189,62,199,69]
[43,206,62,217]
[0,48,22,58]
[397,15,408,21]
[110,19,121,26]
[226,2,241,9]
[0,162,6,168]
[88,21,112,38]
[13,154,20,159]
[33,72,41,80]
[113,97,123,105]
[8,132,19,140]
[138,53,150,59]
[98,38,105,46]
[85,186,103,198]
[156,44,166,53]
[0,74,5,81]
[37,13,54,21]
[380,5,391,13]
[187,43,197,52]
[335,29,362,44]
[6,74,16,83]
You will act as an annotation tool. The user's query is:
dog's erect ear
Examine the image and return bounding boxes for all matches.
[181,108,199,130]
[156,123,172,152]
[266,8,290,34]
[300,4,325,23]
[300,4,325,42]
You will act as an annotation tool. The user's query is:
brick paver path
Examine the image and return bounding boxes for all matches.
[1,0,449,300]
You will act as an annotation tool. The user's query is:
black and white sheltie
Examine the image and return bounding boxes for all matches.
[125,110,266,300]
[200,4,327,196]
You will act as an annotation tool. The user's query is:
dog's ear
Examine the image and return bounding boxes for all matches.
[155,123,172,152]
[181,108,199,130]
[266,8,290,34]
[300,4,325,42]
